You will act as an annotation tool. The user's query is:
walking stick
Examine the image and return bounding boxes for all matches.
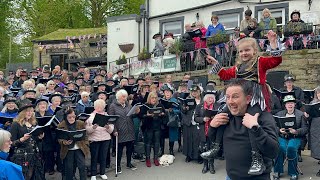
[115,135,118,177]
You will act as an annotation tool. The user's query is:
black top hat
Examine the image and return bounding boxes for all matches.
[49,93,63,103]
[189,85,201,91]
[52,74,61,80]
[291,10,301,19]
[205,85,217,95]
[161,83,174,92]
[3,96,17,106]
[23,89,36,95]
[97,91,109,96]
[179,81,188,87]
[282,91,296,103]
[30,69,38,73]
[141,82,151,87]
[284,74,295,82]
[78,64,86,69]
[18,99,35,112]
[206,81,217,86]
[98,82,107,87]
[35,98,49,106]
[20,71,28,76]
[76,75,84,80]
[245,9,252,16]
[71,68,78,72]
[153,32,162,39]
[116,69,123,74]
[96,73,104,77]
[106,79,115,84]
[136,77,145,83]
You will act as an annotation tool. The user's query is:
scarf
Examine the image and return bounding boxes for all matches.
[263,17,271,30]
[65,120,77,148]
[204,102,214,136]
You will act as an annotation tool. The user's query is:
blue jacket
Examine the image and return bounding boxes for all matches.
[205,23,225,48]
[0,111,18,130]
[75,100,93,115]
[0,151,24,180]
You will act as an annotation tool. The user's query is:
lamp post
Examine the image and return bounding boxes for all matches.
[38,45,44,68]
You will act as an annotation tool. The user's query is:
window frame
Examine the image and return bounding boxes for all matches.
[159,16,185,38]
[212,8,244,31]
[254,2,289,25]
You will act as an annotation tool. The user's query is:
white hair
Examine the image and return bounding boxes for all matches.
[94,99,106,109]
[81,91,90,98]
[116,89,128,100]
[22,80,34,89]
[0,129,11,151]
[203,94,216,102]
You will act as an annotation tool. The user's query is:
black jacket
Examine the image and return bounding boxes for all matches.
[280,86,304,109]
[243,26,262,39]
[35,111,55,152]
[139,103,166,131]
[224,106,279,180]
[275,109,308,139]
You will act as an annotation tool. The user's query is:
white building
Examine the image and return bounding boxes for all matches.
[107,0,320,74]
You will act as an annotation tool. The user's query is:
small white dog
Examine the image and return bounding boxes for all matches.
[159,154,175,167]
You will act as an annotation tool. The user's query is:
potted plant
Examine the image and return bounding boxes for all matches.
[206,32,230,47]
[169,39,183,56]
[116,54,127,65]
[283,22,313,36]
[138,48,151,61]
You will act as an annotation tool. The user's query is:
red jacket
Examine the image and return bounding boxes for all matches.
[217,56,282,111]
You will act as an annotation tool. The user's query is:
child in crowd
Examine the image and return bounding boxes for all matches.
[202,30,285,175]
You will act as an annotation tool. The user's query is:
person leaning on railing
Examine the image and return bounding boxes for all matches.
[258,8,277,39]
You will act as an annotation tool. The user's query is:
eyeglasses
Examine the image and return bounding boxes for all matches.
[50,84,55,85]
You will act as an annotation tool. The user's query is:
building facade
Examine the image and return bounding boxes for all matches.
[107,0,319,74]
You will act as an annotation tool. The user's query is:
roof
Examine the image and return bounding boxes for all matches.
[33,27,107,42]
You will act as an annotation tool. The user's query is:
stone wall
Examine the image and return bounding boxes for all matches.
[157,49,320,90]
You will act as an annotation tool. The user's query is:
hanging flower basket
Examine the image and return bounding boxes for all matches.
[118,43,134,53]
[206,33,230,47]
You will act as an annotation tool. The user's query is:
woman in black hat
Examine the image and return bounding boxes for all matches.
[35,99,55,175]
[0,97,19,130]
[160,83,180,156]
[48,93,63,115]
[280,74,304,110]
[173,81,190,152]
[10,99,45,180]
[181,85,203,163]
[194,89,220,174]
[131,83,150,160]
[289,10,304,23]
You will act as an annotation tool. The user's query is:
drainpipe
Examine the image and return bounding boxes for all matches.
[136,14,142,52]
[146,0,150,52]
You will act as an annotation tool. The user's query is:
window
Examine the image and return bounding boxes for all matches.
[258,8,286,26]
[159,17,184,38]
[212,8,243,31]
[219,13,241,30]
[162,21,183,37]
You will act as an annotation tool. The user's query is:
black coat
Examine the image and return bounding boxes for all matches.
[108,101,135,143]
[139,103,166,131]
[275,109,308,139]
[35,111,55,152]
[224,108,279,180]
[280,86,304,109]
